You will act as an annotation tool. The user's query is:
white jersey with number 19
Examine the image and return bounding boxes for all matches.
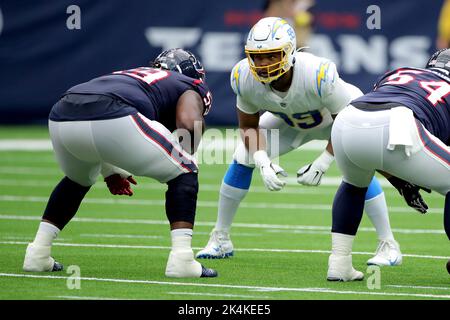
[230,51,362,132]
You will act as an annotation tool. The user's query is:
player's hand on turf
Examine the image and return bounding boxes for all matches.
[253,150,287,191]
[259,162,288,191]
[297,150,334,186]
[296,163,325,186]
[104,174,137,196]
[387,176,430,214]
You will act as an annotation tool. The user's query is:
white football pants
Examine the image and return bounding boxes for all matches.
[332,105,450,195]
[49,113,197,186]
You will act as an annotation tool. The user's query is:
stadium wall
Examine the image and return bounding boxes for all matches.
[0,0,442,124]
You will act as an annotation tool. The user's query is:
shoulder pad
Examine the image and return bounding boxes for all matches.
[230,59,250,96]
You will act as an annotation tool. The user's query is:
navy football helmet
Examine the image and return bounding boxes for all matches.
[426,48,450,73]
[152,48,205,81]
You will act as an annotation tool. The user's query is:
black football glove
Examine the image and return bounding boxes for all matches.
[387,176,431,214]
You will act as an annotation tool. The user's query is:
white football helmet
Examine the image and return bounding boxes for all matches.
[245,17,296,83]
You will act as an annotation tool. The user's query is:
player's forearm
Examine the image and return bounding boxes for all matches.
[175,91,206,154]
[237,109,263,154]
[177,118,204,155]
[240,126,267,154]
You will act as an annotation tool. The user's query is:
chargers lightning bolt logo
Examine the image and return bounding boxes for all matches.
[271,18,288,39]
[316,62,330,97]
[233,63,242,95]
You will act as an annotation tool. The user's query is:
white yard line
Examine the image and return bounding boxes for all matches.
[0,178,339,195]
[266,229,330,235]
[0,214,445,235]
[0,169,390,189]
[0,273,449,299]
[266,228,445,235]
[53,295,129,300]
[79,234,162,239]
[3,177,443,198]
[0,140,52,151]
[0,241,447,260]
[387,285,450,291]
[0,195,443,214]
[166,291,272,299]
[1,235,70,241]
[0,167,60,175]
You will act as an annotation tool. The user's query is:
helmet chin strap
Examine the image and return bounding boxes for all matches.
[267,67,294,90]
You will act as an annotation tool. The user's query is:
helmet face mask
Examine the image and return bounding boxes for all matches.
[152,48,205,81]
[245,17,296,83]
[246,45,291,83]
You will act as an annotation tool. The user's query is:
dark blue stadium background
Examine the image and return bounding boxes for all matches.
[0,0,442,125]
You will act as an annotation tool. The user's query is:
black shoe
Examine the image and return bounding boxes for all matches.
[200,265,218,277]
[52,261,64,272]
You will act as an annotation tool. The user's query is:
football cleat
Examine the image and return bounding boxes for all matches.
[327,254,364,282]
[367,239,403,266]
[196,230,234,259]
[23,243,63,272]
[52,261,64,272]
[200,265,218,278]
[165,248,217,278]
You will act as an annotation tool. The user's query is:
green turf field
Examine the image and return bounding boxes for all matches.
[0,126,448,300]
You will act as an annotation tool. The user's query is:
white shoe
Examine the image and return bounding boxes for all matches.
[367,239,402,266]
[23,243,63,272]
[165,249,217,278]
[196,229,234,259]
[327,254,364,282]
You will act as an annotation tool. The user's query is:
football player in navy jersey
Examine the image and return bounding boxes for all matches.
[23,48,218,278]
[327,48,450,281]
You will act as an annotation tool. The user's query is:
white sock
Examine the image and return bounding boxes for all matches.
[33,222,60,246]
[331,232,354,256]
[364,193,395,241]
[215,182,248,233]
[171,228,193,251]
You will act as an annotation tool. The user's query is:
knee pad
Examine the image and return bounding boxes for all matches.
[365,176,383,200]
[445,192,450,240]
[165,173,199,225]
[223,160,254,190]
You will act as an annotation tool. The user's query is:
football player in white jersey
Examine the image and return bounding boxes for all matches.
[196,17,413,271]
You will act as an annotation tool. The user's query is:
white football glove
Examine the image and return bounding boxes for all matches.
[253,150,287,191]
[297,150,334,186]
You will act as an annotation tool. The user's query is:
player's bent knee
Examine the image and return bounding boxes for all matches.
[223,160,254,189]
[233,143,256,167]
[43,176,91,230]
[365,176,383,201]
[166,173,198,225]
[444,192,450,240]
[332,182,368,236]
[65,168,99,187]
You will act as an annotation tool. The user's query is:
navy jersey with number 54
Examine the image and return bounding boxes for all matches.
[50,67,212,132]
[352,67,450,145]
